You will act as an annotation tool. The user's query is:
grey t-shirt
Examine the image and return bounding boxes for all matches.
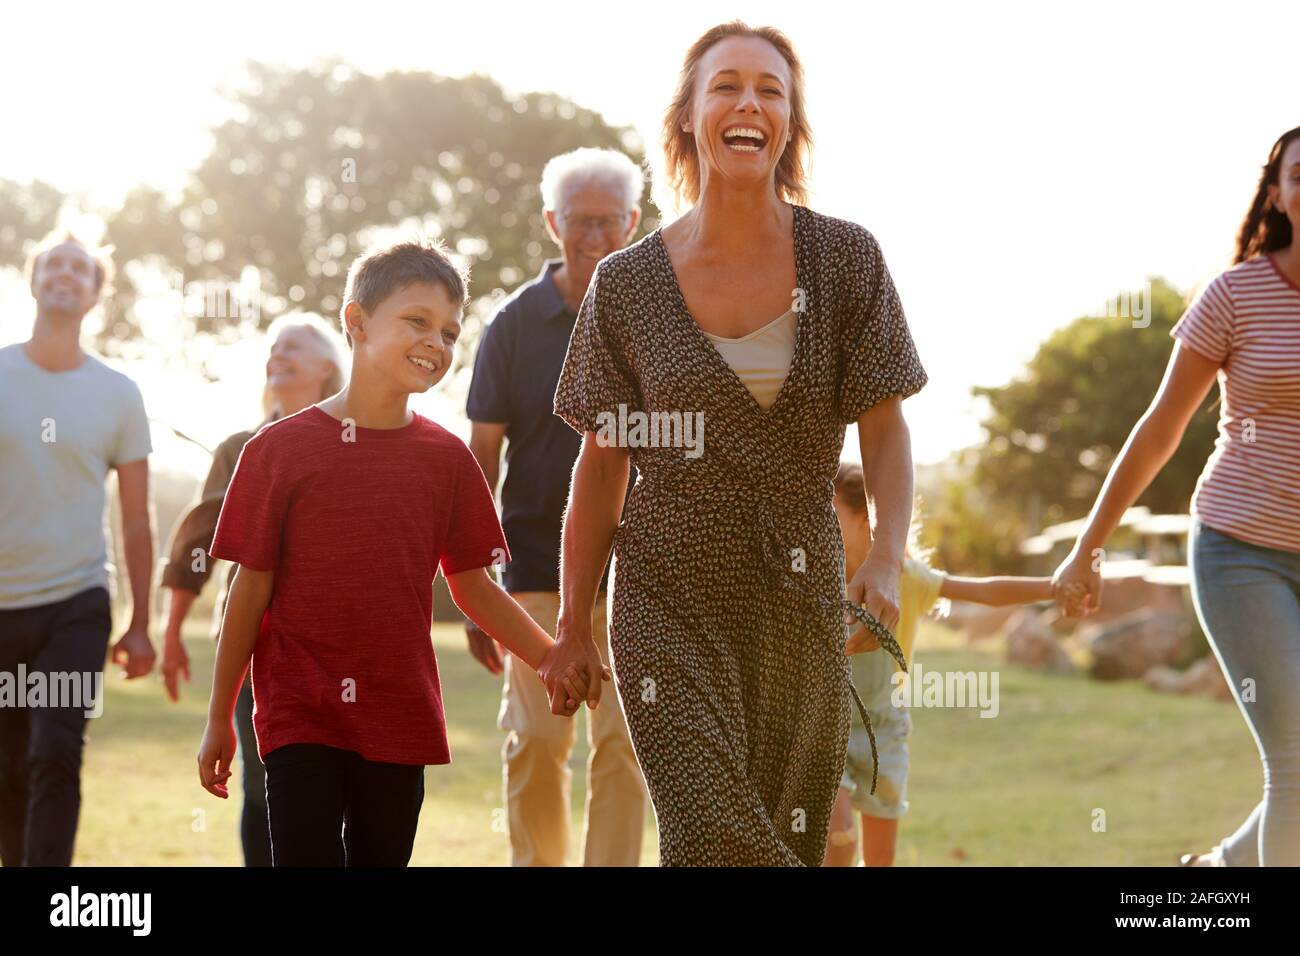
[0,343,152,609]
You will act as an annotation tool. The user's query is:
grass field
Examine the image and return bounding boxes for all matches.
[73,616,1259,866]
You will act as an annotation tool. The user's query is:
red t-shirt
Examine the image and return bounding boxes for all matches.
[211,406,510,765]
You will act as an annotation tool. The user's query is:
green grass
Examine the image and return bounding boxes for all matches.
[897,629,1258,866]
[74,619,1258,866]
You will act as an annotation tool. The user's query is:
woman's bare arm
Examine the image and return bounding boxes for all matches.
[847,396,914,651]
[1053,341,1221,613]
[551,433,629,709]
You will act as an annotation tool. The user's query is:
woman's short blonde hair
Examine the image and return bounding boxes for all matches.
[261,312,348,418]
[657,20,813,215]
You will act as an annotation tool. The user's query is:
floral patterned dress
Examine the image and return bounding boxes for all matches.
[553,203,928,865]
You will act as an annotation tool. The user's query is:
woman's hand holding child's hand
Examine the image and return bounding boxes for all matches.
[537,639,612,717]
[1052,547,1102,618]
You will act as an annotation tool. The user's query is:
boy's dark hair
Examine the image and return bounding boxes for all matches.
[339,238,469,347]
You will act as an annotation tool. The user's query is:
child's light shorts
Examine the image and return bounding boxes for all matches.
[839,707,912,819]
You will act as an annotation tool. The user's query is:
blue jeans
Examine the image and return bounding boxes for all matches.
[1188,519,1300,866]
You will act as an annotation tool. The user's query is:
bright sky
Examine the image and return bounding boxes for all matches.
[3,0,1297,473]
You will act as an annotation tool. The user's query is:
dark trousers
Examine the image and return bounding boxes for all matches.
[234,677,272,867]
[264,742,425,866]
[0,586,111,867]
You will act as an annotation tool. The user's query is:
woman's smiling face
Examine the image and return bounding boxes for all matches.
[687,35,793,192]
[1268,137,1300,230]
[265,325,334,400]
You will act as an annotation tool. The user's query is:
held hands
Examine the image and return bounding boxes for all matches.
[1051,546,1102,617]
[845,554,902,655]
[549,662,602,715]
[539,620,612,716]
[541,654,612,716]
[196,720,238,799]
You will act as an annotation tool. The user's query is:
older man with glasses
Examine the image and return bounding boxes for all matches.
[465,148,649,866]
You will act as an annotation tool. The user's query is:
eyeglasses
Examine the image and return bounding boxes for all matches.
[558,212,630,236]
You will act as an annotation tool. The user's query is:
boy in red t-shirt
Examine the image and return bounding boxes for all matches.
[197,239,601,866]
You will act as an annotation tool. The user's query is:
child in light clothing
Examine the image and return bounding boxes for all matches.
[826,462,1058,867]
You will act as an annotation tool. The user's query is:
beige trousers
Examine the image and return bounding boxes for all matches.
[499,590,648,866]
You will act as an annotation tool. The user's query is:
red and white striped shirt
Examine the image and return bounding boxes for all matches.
[1171,254,1300,553]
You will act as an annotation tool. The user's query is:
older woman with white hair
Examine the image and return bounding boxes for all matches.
[465,146,650,866]
[160,312,346,866]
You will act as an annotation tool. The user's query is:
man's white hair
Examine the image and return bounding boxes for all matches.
[540,148,645,213]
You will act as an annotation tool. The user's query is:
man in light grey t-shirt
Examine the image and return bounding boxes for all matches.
[0,232,156,866]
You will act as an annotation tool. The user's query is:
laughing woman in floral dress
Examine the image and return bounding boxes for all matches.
[549,20,928,866]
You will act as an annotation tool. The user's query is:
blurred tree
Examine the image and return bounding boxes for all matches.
[99,184,187,347]
[918,454,1032,576]
[0,178,65,271]
[922,279,1220,574]
[102,60,651,368]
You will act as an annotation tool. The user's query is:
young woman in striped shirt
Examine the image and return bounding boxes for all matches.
[1053,124,1300,866]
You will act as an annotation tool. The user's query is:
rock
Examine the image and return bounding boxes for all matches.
[1184,656,1233,700]
[945,602,1021,642]
[1085,610,1189,680]
[1004,608,1074,674]
[1072,575,1184,625]
[1141,665,1183,693]
[1142,656,1232,701]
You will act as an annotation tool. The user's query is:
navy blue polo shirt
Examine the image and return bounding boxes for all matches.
[466,259,634,594]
